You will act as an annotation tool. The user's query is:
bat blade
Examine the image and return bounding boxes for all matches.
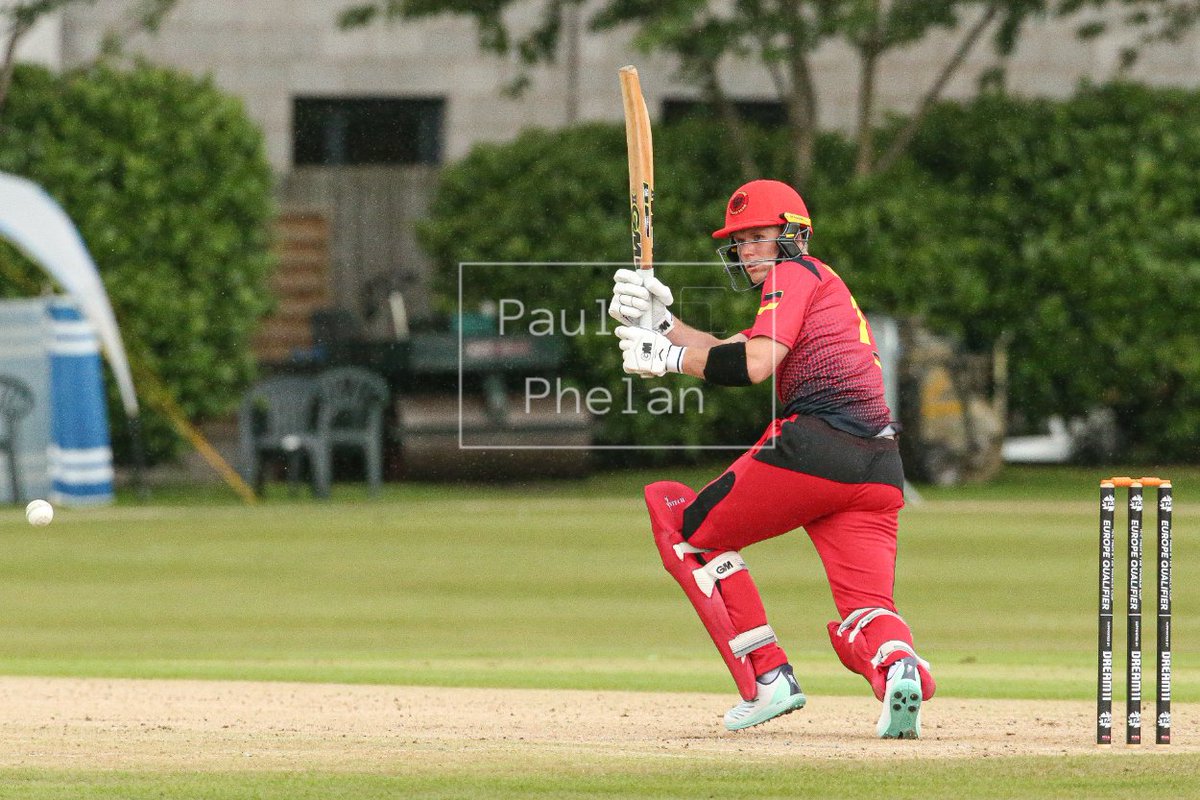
[619,67,653,271]
[619,65,655,328]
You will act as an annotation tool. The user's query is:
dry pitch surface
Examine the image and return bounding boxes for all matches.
[0,677,1190,771]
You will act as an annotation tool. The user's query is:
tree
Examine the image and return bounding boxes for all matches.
[1,0,177,115]
[336,0,1146,183]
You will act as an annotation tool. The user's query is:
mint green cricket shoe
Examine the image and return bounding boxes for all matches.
[724,664,807,731]
[876,657,922,739]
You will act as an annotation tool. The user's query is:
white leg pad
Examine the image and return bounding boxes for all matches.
[729,624,777,659]
[692,551,746,598]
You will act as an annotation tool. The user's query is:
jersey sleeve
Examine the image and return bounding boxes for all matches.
[745,259,823,349]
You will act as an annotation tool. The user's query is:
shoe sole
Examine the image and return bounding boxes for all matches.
[876,676,921,739]
[724,692,807,731]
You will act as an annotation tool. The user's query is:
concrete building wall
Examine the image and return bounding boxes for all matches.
[50,2,1200,173]
[13,10,63,68]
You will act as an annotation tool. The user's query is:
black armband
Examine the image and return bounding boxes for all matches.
[704,342,752,386]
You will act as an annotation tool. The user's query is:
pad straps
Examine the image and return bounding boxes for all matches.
[730,624,777,659]
[672,541,710,560]
[692,551,746,597]
[870,639,933,671]
[836,607,903,643]
[689,550,777,660]
[835,608,933,672]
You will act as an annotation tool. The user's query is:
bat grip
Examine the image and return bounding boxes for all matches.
[640,267,655,329]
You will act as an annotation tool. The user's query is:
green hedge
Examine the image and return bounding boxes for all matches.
[0,62,275,461]
[421,83,1200,461]
[904,84,1200,460]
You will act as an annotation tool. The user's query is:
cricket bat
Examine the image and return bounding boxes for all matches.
[618,65,654,329]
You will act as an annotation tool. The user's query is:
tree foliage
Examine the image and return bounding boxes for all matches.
[0,62,275,460]
[420,83,1200,460]
[336,0,1195,184]
[1066,0,1200,70]
[0,0,179,113]
[901,83,1200,459]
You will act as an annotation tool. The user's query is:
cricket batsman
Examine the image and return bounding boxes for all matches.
[610,179,936,738]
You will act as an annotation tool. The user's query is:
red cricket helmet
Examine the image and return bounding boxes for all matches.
[713,179,814,291]
[712,179,812,239]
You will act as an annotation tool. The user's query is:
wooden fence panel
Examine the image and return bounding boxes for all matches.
[276,166,439,339]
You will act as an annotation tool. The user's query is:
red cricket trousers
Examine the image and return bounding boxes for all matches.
[681,413,910,677]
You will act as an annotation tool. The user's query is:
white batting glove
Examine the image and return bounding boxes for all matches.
[608,268,675,335]
[615,325,686,377]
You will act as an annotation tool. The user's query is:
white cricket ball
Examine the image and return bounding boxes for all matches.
[25,499,53,527]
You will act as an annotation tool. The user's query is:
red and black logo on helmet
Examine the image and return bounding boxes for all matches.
[728,191,749,215]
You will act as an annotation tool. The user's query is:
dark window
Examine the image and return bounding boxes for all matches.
[661,98,787,128]
[293,97,444,166]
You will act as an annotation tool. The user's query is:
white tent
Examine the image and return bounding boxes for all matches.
[0,172,138,417]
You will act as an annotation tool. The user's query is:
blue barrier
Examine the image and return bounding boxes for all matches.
[48,301,113,505]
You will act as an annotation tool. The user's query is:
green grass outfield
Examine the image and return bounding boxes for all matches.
[0,463,1194,798]
[6,756,1200,800]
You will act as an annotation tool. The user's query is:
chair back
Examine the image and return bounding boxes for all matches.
[239,375,321,439]
[317,367,388,432]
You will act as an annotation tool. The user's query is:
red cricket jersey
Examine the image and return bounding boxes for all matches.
[740,256,893,437]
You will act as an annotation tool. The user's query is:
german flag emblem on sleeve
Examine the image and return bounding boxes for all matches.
[758,290,783,315]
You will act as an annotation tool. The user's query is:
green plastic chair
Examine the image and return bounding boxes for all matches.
[237,375,322,496]
[312,366,389,498]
